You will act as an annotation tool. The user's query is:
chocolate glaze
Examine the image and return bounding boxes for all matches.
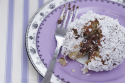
[80,20,102,60]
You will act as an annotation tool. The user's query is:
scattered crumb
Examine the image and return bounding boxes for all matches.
[58,57,67,66]
[86,74,90,76]
[72,69,75,72]
[81,68,88,74]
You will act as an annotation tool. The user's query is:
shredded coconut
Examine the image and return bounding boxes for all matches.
[89,28,92,32]
[61,11,125,73]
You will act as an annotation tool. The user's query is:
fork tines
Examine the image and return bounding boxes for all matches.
[57,3,79,30]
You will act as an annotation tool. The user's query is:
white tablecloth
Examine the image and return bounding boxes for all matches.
[0,0,124,83]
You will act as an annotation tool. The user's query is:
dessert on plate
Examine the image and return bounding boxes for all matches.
[58,11,125,74]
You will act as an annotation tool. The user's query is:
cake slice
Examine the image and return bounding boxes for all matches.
[59,11,125,74]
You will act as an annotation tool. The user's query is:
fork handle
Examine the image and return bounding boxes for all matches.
[42,42,61,83]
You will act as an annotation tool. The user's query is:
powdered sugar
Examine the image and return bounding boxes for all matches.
[61,11,125,73]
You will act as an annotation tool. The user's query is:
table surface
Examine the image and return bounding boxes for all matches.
[0,0,125,83]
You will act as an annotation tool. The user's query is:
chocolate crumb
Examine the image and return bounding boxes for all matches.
[68,3,71,10]
[76,6,79,9]
[58,20,62,24]
[73,5,75,11]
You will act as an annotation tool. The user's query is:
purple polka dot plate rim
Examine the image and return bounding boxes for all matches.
[26,0,125,83]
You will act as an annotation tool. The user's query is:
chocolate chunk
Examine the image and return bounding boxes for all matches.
[83,33,86,36]
[80,49,85,54]
[72,29,78,34]
[88,51,93,59]
[113,63,117,66]
[75,35,80,39]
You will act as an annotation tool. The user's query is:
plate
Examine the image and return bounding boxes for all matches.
[26,0,125,83]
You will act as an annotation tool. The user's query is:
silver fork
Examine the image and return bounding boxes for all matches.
[42,3,79,83]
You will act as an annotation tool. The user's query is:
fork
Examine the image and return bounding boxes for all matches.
[42,3,79,83]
